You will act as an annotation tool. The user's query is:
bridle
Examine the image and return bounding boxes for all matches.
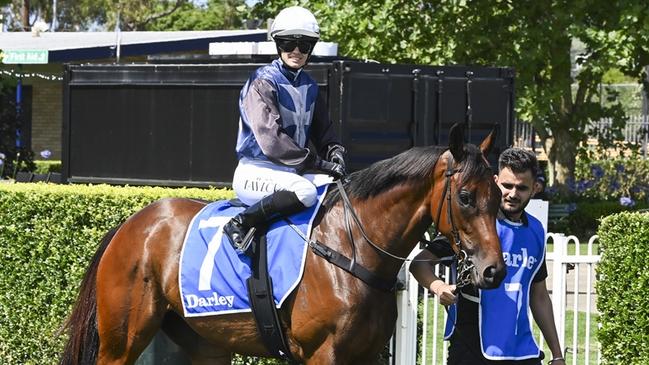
[294,151,475,291]
[428,154,475,289]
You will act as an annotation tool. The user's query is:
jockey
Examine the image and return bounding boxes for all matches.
[223,6,347,253]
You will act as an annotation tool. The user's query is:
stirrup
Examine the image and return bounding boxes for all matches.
[233,227,256,255]
[224,220,257,255]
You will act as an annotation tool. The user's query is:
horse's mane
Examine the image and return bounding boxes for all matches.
[323,144,490,209]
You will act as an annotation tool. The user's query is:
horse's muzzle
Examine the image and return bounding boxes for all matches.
[477,263,506,289]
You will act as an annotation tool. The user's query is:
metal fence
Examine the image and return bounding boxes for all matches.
[514,115,649,158]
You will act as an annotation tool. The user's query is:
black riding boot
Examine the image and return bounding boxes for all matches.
[223,190,306,254]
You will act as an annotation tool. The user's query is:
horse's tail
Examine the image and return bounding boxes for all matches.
[58,225,120,365]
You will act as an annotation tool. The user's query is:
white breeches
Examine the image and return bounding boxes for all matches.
[232,158,332,207]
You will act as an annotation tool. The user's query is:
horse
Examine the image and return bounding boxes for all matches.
[59,123,506,365]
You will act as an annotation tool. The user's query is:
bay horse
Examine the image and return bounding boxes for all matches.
[60,123,505,365]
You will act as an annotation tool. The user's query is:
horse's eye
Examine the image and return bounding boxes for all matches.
[459,190,473,207]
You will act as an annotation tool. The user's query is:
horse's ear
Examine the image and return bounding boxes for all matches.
[449,123,466,161]
[479,124,499,157]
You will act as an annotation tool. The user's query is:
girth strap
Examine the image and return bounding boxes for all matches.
[309,240,397,292]
[246,233,296,363]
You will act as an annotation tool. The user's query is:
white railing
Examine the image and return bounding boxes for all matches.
[393,233,601,365]
[513,115,649,158]
[544,233,601,365]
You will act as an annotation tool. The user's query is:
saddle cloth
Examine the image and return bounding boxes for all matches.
[179,184,329,317]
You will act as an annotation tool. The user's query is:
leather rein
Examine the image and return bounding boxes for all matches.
[292,153,473,292]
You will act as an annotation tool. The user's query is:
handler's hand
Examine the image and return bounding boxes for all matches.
[430,280,457,306]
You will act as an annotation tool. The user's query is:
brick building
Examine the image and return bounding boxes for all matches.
[0,30,267,160]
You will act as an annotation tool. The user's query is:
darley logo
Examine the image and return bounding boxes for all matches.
[503,247,537,270]
[185,292,235,309]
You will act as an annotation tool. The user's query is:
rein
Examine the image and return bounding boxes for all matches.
[291,152,475,291]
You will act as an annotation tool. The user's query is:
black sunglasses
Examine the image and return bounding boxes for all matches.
[276,39,316,54]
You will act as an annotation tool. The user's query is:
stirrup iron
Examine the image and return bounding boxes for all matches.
[228,226,256,255]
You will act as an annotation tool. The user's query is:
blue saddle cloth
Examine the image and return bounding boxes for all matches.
[179,184,328,317]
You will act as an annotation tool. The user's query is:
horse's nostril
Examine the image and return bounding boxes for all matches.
[481,265,506,288]
[483,265,497,279]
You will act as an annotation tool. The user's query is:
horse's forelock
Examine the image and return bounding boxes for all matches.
[457,144,492,186]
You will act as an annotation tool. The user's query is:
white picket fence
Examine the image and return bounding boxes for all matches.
[392,233,601,365]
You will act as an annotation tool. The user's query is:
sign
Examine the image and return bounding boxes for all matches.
[526,199,549,234]
[2,49,49,64]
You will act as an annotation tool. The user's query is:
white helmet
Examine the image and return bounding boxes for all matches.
[270,6,320,40]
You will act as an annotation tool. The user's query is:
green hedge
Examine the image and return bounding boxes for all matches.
[597,211,649,365]
[550,201,649,239]
[33,160,62,174]
[0,183,233,364]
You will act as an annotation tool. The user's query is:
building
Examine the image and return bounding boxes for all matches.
[0,30,267,159]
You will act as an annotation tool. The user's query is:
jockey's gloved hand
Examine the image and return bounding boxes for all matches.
[326,144,347,174]
[315,157,345,180]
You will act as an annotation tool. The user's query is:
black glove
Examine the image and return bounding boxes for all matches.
[326,144,347,175]
[315,157,345,180]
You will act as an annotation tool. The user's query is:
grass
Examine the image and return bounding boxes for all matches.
[419,297,600,365]
[546,242,600,255]
[534,310,600,364]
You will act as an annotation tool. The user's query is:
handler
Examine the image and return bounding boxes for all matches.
[223,6,346,253]
[410,148,565,365]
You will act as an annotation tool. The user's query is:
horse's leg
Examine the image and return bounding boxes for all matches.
[95,227,168,364]
[302,340,383,365]
[95,273,166,364]
[161,312,232,365]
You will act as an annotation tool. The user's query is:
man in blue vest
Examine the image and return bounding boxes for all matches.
[410,148,565,365]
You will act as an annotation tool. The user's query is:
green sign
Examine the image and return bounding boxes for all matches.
[2,49,49,64]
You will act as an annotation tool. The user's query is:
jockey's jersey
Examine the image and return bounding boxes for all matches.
[235,59,338,171]
[444,211,546,361]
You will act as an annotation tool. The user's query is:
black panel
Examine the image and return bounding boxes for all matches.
[63,61,514,187]
[20,86,32,152]
[341,70,414,169]
[336,61,514,171]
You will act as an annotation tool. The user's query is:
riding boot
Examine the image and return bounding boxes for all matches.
[223,190,306,254]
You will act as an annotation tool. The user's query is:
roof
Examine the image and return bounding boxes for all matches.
[0,30,268,64]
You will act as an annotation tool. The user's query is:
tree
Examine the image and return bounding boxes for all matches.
[104,0,189,31]
[253,0,649,190]
[145,0,248,31]
[1,0,211,31]
[435,1,643,191]
[2,0,106,30]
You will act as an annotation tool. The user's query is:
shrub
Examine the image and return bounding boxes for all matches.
[0,183,233,364]
[597,211,649,365]
[33,160,62,174]
[573,157,649,203]
[549,200,649,239]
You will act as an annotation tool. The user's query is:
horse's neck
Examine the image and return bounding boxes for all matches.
[338,181,432,277]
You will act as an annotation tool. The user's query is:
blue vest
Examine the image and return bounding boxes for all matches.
[236,59,319,161]
[444,213,546,360]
